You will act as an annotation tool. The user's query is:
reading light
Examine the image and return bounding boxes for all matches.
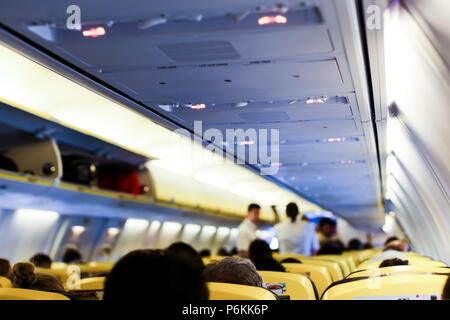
[191,104,206,110]
[258,15,287,25]
[238,140,254,146]
[107,227,120,237]
[306,97,327,104]
[82,27,106,38]
[71,225,86,235]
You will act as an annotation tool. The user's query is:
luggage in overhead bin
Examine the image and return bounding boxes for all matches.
[98,169,140,195]
[61,155,96,186]
[0,154,18,172]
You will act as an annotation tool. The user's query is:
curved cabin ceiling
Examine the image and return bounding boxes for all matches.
[0,0,386,229]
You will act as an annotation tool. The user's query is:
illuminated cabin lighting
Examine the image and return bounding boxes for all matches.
[306,97,327,104]
[71,225,86,235]
[238,140,254,146]
[326,137,346,142]
[191,104,206,110]
[107,227,120,237]
[258,15,287,25]
[82,27,106,38]
[340,160,354,164]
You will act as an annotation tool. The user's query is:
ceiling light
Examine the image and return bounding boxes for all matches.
[107,227,120,237]
[306,97,327,104]
[82,27,106,38]
[191,104,206,110]
[258,15,287,25]
[71,225,86,235]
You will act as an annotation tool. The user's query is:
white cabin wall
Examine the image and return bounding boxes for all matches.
[384,3,450,263]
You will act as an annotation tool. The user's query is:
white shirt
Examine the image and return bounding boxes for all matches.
[274,219,319,256]
[370,249,408,262]
[237,218,258,251]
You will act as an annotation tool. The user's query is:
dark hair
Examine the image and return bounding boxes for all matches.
[249,239,272,260]
[347,239,363,251]
[104,249,208,300]
[286,203,299,223]
[167,242,204,270]
[252,255,285,272]
[62,248,83,264]
[217,248,230,256]
[199,249,211,257]
[384,236,399,246]
[443,276,450,300]
[12,262,65,292]
[248,203,261,212]
[280,258,302,264]
[363,243,374,249]
[379,258,409,268]
[318,218,336,229]
[0,258,11,277]
[317,241,343,255]
[30,253,52,269]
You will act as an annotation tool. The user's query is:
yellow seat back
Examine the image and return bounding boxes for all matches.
[35,267,70,283]
[282,263,333,296]
[276,254,343,282]
[357,259,447,271]
[322,274,449,300]
[207,282,277,300]
[79,262,114,274]
[0,276,12,288]
[259,271,317,300]
[0,288,70,300]
[310,255,351,276]
[67,276,105,300]
[347,265,450,278]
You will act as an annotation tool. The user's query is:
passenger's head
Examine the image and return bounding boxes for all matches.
[29,253,52,269]
[217,248,230,256]
[248,239,272,260]
[318,218,337,237]
[286,202,299,223]
[247,203,261,224]
[12,262,64,292]
[0,258,11,278]
[104,249,208,300]
[347,239,363,251]
[384,236,399,246]
[443,276,450,300]
[251,255,285,272]
[280,258,302,264]
[203,257,264,287]
[379,258,409,268]
[199,249,211,257]
[317,241,343,255]
[167,242,204,270]
[383,240,409,252]
[62,247,83,264]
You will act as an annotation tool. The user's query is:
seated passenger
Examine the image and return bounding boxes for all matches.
[12,262,65,293]
[379,258,409,268]
[370,240,409,262]
[104,249,208,300]
[29,253,52,269]
[274,202,319,256]
[347,238,363,251]
[217,247,230,256]
[317,240,344,255]
[248,239,285,271]
[280,257,302,264]
[443,276,450,300]
[252,255,285,272]
[0,258,12,279]
[203,257,264,287]
[166,242,205,270]
[199,249,211,257]
[384,236,399,246]
[62,247,83,264]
